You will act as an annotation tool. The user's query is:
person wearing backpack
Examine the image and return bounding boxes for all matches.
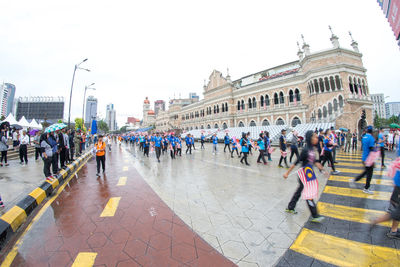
[95,135,106,176]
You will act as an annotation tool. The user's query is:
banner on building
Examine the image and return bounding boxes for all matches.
[388,0,400,39]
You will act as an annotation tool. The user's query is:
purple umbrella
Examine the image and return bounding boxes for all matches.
[29,129,40,136]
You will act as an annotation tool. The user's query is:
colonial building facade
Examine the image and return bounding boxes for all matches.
[144,32,373,133]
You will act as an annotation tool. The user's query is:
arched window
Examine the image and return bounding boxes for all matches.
[262,119,270,126]
[217,105,219,113]
[324,77,330,91]
[237,101,241,111]
[328,103,333,115]
[222,104,225,112]
[260,95,264,107]
[200,125,204,129]
[354,78,359,95]
[279,92,284,104]
[333,99,338,111]
[265,95,270,106]
[318,109,322,119]
[335,75,342,90]
[319,78,325,93]
[339,95,344,108]
[330,76,336,91]
[349,77,354,93]
[252,97,257,108]
[295,88,300,101]
[291,117,301,127]
[274,93,279,104]
[241,100,245,110]
[362,80,366,95]
[358,78,362,94]
[214,124,218,129]
[276,118,285,125]
[195,126,198,130]
[308,84,311,95]
[190,127,193,130]
[207,124,211,129]
[249,121,256,127]
[323,106,327,118]
[238,121,245,127]
[289,90,294,102]
[311,82,314,94]
[248,98,252,109]
[222,123,228,129]
[225,103,228,112]
[314,79,319,93]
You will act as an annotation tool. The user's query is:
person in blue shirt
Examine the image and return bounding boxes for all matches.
[349,126,376,194]
[264,131,272,161]
[371,147,400,239]
[143,135,150,157]
[200,133,205,149]
[321,129,340,174]
[231,138,239,158]
[240,133,250,165]
[168,135,176,159]
[139,135,145,151]
[212,134,218,154]
[176,136,182,156]
[154,132,163,162]
[278,129,289,168]
[47,132,59,175]
[257,133,267,165]
[191,135,196,150]
[185,134,192,154]
[378,128,386,168]
[162,136,168,154]
[224,133,231,153]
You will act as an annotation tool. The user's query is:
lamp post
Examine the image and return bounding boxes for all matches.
[82,83,96,128]
[67,58,89,128]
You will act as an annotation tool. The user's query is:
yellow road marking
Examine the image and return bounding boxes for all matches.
[317,202,391,227]
[123,166,128,171]
[335,162,364,167]
[329,175,394,186]
[117,177,127,186]
[71,252,97,267]
[291,228,400,267]
[28,188,46,205]
[0,207,27,232]
[100,197,121,217]
[335,168,387,175]
[0,156,91,267]
[323,185,391,201]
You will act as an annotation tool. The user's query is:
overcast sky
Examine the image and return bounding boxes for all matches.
[0,0,399,126]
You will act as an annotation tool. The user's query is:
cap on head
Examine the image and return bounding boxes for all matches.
[367,125,373,133]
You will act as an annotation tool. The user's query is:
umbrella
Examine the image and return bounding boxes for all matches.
[11,124,22,130]
[0,121,10,130]
[29,129,40,136]
[44,123,67,133]
[389,123,400,129]
[91,120,97,135]
[339,127,349,132]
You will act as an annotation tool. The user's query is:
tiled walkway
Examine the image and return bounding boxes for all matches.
[0,146,234,266]
[277,152,400,266]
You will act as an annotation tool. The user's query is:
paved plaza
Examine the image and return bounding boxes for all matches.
[0,142,399,266]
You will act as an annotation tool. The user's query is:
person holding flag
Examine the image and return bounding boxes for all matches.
[283,130,328,222]
[231,137,240,158]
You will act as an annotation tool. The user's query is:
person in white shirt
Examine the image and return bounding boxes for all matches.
[12,130,19,150]
[19,130,29,164]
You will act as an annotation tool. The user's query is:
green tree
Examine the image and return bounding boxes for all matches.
[387,115,399,125]
[0,115,5,121]
[120,126,128,133]
[75,118,86,132]
[374,111,383,128]
[98,120,109,133]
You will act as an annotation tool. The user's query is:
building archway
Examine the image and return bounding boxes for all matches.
[276,118,285,125]
[249,121,256,127]
[291,117,301,127]
[207,124,211,129]
[238,121,245,127]
[222,122,228,129]
[214,123,219,129]
[262,119,270,126]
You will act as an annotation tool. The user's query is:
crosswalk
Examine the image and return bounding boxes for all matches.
[277,151,400,266]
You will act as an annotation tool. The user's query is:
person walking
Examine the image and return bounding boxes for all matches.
[19,130,29,165]
[40,132,55,181]
[264,131,272,161]
[185,134,192,154]
[283,130,328,222]
[95,135,106,176]
[256,133,267,165]
[321,129,340,175]
[289,130,300,163]
[12,129,19,150]
[212,134,218,154]
[33,131,42,160]
[231,138,239,158]
[200,133,205,149]
[352,130,358,151]
[345,130,352,152]
[154,132,162,162]
[224,133,231,153]
[0,129,9,166]
[349,126,376,194]
[240,133,250,166]
[278,129,289,168]
[377,128,386,168]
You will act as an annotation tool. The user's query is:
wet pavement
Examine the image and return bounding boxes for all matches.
[0,145,235,267]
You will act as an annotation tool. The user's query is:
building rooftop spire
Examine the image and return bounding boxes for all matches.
[349,31,359,52]
[329,25,340,48]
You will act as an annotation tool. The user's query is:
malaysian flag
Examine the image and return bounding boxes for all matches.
[297,164,319,200]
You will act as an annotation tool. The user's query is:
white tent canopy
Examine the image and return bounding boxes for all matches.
[30,119,43,129]
[18,116,31,128]
[3,113,18,125]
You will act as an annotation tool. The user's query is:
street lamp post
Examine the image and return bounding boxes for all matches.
[67,58,90,128]
[82,83,96,128]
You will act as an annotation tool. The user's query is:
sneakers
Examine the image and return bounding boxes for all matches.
[387,231,400,239]
[0,201,4,208]
[285,208,298,214]
[349,178,357,188]
[332,170,340,175]
[96,173,100,177]
[278,165,284,168]
[363,188,374,194]
[311,216,325,223]
[268,159,273,162]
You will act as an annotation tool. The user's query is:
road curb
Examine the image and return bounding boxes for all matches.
[0,152,92,251]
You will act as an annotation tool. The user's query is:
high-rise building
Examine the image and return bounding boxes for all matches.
[15,96,64,121]
[105,103,117,131]
[386,102,400,118]
[154,100,165,115]
[85,96,98,126]
[0,83,16,117]
[371,93,386,119]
